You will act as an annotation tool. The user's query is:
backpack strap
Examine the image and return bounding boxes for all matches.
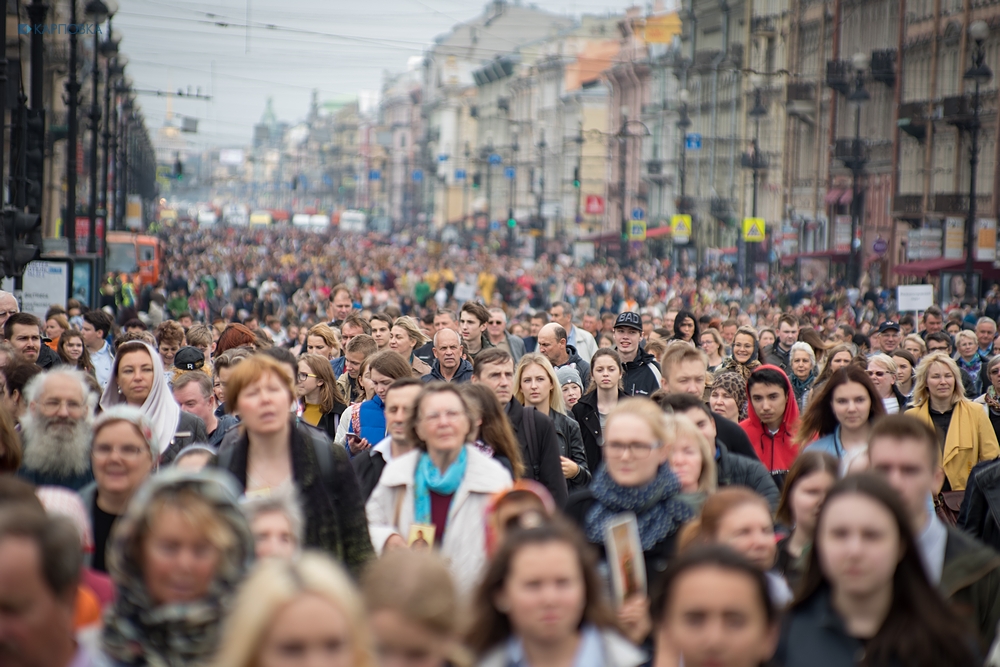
[523,405,541,479]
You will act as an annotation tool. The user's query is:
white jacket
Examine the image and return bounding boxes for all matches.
[366,446,512,594]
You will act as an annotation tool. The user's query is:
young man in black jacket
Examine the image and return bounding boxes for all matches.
[352,378,424,500]
[472,348,568,507]
[613,312,662,396]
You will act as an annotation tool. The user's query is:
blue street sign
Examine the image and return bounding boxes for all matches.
[455,169,467,180]
[322,174,333,186]
[437,154,449,162]
[631,207,645,221]
[504,166,516,180]
[685,133,702,150]
[489,153,503,165]
[368,169,381,181]
[412,169,423,182]
[490,220,500,231]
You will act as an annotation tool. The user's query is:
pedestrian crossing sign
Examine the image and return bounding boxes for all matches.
[671,214,692,240]
[630,220,647,241]
[743,217,766,242]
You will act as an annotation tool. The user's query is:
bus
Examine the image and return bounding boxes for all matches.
[105,232,163,288]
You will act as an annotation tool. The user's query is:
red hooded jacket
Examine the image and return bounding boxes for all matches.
[740,365,799,486]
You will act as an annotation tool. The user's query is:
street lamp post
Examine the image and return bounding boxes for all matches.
[463,141,470,228]
[619,107,629,265]
[536,130,546,233]
[99,28,120,255]
[85,0,113,255]
[507,132,519,254]
[964,21,992,306]
[846,52,870,288]
[64,0,82,253]
[743,82,768,288]
[676,89,691,211]
[574,124,584,237]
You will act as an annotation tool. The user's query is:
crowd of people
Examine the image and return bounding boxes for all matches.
[5,226,1000,667]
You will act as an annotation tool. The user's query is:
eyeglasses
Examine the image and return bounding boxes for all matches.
[867,370,887,378]
[93,444,147,460]
[421,409,465,424]
[488,320,504,325]
[297,372,318,381]
[39,398,86,415]
[606,441,660,458]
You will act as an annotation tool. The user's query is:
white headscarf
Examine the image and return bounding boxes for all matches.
[100,341,180,458]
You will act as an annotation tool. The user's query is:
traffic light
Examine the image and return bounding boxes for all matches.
[472,172,481,189]
[24,110,44,213]
[573,166,580,188]
[174,156,184,181]
[3,208,42,279]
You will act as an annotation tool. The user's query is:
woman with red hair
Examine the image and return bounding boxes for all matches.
[214,323,257,357]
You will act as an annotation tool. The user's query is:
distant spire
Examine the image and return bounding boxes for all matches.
[261,97,277,127]
[308,89,319,126]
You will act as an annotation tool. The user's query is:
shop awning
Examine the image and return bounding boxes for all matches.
[780,249,849,266]
[646,226,672,239]
[893,257,963,275]
[839,189,853,205]
[824,189,846,206]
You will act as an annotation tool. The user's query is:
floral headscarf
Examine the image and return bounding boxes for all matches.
[101,468,255,667]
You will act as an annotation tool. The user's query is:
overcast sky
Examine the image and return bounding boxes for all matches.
[112,0,642,152]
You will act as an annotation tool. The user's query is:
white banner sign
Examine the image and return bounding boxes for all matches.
[897,284,934,312]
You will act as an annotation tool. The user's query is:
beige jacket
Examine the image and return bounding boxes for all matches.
[366,446,512,594]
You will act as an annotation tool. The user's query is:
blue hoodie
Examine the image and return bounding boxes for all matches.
[356,395,387,445]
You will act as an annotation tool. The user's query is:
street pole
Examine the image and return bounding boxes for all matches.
[619,111,628,266]
[676,91,691,273]
[463,141,470,228]
[65,0,81,253]
[508,133,518,254]
[745,85,768,289]
[537,131,546,232]
[846,52,870,289]
[87,19,102,254]
[964,21,992,306]
[574,125,583,238]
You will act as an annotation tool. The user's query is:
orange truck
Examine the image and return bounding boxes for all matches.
[105,231,163,288]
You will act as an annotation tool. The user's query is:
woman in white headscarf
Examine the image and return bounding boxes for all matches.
[100,341,207,465]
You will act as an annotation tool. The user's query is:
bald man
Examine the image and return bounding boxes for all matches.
[0,291,18,339]
[422,328,474,383]
[537,322,591,389]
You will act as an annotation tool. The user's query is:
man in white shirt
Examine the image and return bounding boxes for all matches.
[81,310,114,389]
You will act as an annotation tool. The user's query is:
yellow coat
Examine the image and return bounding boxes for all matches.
[906,400,1000,490]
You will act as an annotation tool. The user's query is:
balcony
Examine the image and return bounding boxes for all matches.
[930,192,992,215]
[741,149,768,170]
[871,49,897,87]
[940,95,974,129]
[786,82,816,122]
[834,138,867,170]
[710,197,732,220]
[897,101,927,141]
[892,194,923,220]
[826,60,852,95]
[751,14,778,36]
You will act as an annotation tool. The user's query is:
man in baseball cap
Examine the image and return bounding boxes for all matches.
[875,321,901,355]
[613,312,662,396]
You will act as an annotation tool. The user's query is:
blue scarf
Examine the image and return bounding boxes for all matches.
[414,448,468,524]
[584,464,694,551]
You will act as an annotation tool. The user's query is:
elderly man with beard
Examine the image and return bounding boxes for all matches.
[16,368,96,491]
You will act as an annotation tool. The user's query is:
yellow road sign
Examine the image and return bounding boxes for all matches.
[671,214,691,238]
[630,220,647,241]
[743,217,766,242]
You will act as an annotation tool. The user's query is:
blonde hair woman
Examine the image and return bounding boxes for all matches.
[905,351,1000,491]
[213,554,375,667]
[363,549,468,667]
[514,353,590,489]
[389,317,431,376]
[903,333,927,364]
[306,323,340,360]
[667,413,718,512]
